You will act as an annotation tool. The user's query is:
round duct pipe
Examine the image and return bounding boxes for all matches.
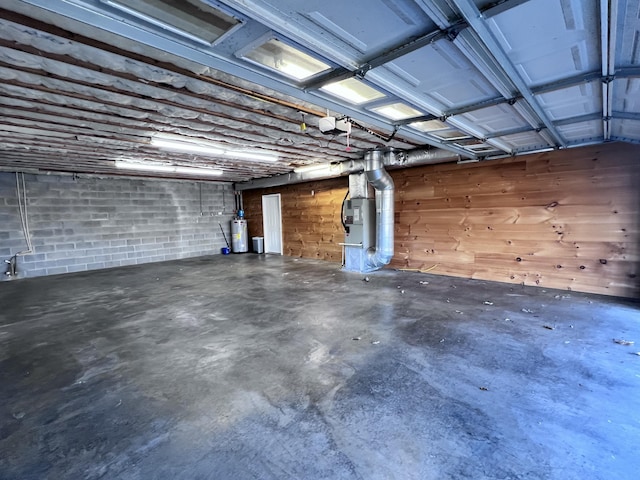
[364,149,395,270]
[235,147,460,191]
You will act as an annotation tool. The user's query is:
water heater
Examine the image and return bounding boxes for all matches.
[231,219,248,253]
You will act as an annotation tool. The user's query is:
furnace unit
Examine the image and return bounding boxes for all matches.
[343,173,376,272]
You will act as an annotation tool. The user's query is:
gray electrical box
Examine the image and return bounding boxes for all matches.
[344,198,375,249]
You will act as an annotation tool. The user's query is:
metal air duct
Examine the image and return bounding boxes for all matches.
[235,159,364,190]
[235,147,460,191]
[363,149,394,270]
[395,147,461,166]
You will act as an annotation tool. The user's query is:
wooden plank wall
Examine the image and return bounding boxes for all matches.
[392,142,639,297]
[242,142,640,297]
[243,177,347,263]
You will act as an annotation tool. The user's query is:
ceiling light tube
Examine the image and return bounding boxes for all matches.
[222,150,279,162]
[151,137,225,156]
[151,136,278,162]
[293,163,330,174]
[115,160,223,176]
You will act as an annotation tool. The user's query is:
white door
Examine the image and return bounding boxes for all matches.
[262,194,283,254]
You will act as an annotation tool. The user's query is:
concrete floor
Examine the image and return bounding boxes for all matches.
[0,255,639,480]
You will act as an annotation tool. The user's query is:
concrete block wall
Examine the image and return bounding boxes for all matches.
[0,172,235,279]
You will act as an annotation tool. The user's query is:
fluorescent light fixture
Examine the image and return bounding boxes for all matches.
[151,136,279,162]
[241,38,331,81]
[152,137,225,156]
[293,163,330,174]
[223,150,279,162]
[115,160,223,176]
[320,78,385,105]
[371,102,422,121]
[102,0,240,46]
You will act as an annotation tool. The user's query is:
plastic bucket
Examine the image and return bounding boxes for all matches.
[221,247,230,255]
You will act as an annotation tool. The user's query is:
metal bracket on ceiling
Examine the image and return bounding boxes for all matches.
[601,75,615,84]
[356,64,372,79]
[445,26,461,42]
[395,114,438,126]
[507,97,518,106]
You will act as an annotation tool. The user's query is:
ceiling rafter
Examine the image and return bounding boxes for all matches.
[0,37,328,142]
[0,50,406,158]
[0,87,347,159]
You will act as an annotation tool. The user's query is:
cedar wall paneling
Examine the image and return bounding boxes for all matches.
[242,142,640,297]
[392,142,639,297]
[243,177,348,263]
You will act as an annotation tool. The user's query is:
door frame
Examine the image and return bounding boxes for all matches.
[261,193,283,255]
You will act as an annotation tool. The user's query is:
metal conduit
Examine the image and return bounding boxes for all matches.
[364,149,394,270]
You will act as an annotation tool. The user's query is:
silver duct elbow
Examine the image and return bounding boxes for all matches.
[364,150,394,270]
